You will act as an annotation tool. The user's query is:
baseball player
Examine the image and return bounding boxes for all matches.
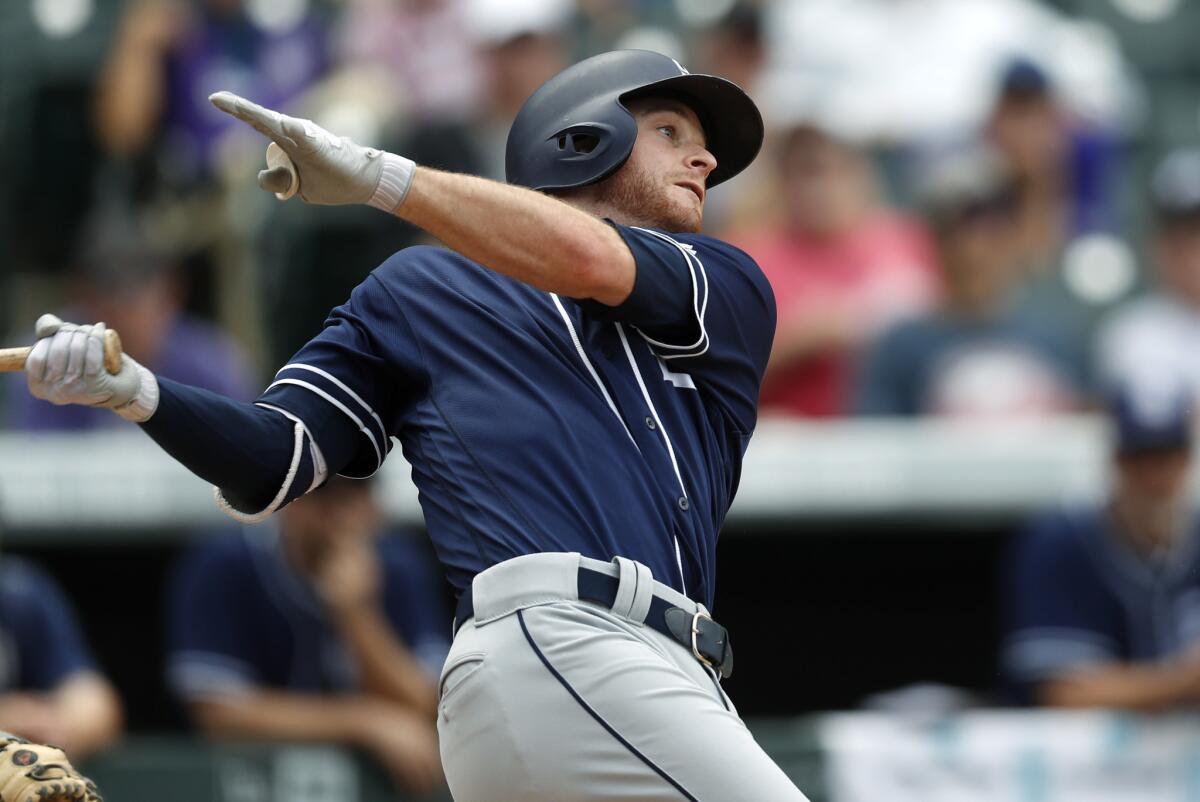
[25,50,807,800]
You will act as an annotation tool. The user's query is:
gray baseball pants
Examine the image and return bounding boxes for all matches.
[436,552,809,801]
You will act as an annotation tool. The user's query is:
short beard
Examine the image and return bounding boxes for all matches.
[588,160,703,233]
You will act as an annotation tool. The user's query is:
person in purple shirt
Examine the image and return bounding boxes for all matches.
[97,0,329,183]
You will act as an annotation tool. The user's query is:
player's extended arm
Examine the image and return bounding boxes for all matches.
[25,316,362,519]
[209,93,635,306]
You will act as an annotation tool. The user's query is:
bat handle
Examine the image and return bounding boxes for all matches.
[0,329,124,374]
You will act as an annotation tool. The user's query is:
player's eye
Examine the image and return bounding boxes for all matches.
[657,125,676,140]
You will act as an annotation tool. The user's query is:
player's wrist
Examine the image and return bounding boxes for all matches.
[112,359,160,422]
[367,152,416,214]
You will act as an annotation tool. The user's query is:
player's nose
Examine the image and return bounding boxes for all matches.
[688,147,717,181]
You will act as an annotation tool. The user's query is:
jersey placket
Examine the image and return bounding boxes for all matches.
[580,313,696,594]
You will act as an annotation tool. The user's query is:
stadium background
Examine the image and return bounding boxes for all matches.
[3,0,1200,799]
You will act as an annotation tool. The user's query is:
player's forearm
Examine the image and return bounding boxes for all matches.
[1038,662,1200,711]
[139,379,311,514]
[332,606,438,717]
[190,693,382,744]
[396,166,635,305]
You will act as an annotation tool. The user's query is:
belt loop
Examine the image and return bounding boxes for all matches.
[610,557,654,625]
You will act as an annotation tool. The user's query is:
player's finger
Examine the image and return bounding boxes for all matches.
[258,165,294,195]
[34,313,64,339]
[209,91,298,150]
[44,329,76,383]
[280,116,324,155]
[63,324,92,379]
[84,322,106,377]
[25,337,51,388]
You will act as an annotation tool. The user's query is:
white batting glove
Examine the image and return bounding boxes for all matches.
[209,91,415,212]
[25,314,160,422]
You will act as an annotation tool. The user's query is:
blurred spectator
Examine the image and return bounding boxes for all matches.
[691,2,771,235]
[732,124,938,417]
[1097,148,1200,396]
[166,476,449,792]
[6,217,255,430]
[0,553,122,758]
[1003,381,1200,709]
[691,2,764,100]
[408,0,573,180]
[986,58,1110,265]
[335,0,485,127]
[96,0,330,188]
[856,144,1086,416]
[985,58,1132,355]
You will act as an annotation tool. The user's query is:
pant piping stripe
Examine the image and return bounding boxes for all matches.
[517,609,700,802]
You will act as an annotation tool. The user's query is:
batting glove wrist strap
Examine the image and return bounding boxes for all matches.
[113,360,160,422]
[367,152,416,214]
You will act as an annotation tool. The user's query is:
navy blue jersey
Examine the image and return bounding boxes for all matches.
[255,224,775,609]
[1003,506,1200,702]
[0,558,95,691]
[166,527,450,700]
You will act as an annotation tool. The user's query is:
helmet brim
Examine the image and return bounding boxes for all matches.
[621,73,764,189]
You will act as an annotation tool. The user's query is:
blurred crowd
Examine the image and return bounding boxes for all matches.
[2,0,1198,425]
[5,0,1200,789]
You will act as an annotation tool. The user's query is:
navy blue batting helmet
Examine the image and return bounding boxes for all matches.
[506,50,763,192]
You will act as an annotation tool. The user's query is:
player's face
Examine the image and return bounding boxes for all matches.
[597,97,717,233]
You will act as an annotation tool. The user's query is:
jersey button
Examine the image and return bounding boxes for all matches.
[677,496,689,511]
[645,416,656,430]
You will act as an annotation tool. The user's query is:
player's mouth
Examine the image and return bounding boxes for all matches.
[675,181,705,204]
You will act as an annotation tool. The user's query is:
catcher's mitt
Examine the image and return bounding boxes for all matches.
[0,732,102,802]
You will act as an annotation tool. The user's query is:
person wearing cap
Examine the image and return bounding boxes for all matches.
[21,50,806,800]
[732,123,939,417]
[987,56,1130,363]
[1096,148,1200,397]
[854,142,1086,416]
[1002,381,1200,709]
[166,476,450,792]
[0,550,123,759]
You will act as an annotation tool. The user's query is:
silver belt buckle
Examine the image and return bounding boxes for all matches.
[690,611,717,668]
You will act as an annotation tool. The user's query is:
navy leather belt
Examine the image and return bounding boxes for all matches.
[453,565,734,678]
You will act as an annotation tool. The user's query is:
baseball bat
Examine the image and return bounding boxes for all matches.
[0,329,124,374]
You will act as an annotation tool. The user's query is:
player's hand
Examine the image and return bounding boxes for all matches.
[356,705,443,793]
[209,91,413,211]
[25,314,160,422]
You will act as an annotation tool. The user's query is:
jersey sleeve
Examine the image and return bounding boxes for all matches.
[380,534,451,678]
[165,536,263,701]
[1002,514,1119,693]
[583,224,777,434]
[257,268,430,480]
[3,561,95,691]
